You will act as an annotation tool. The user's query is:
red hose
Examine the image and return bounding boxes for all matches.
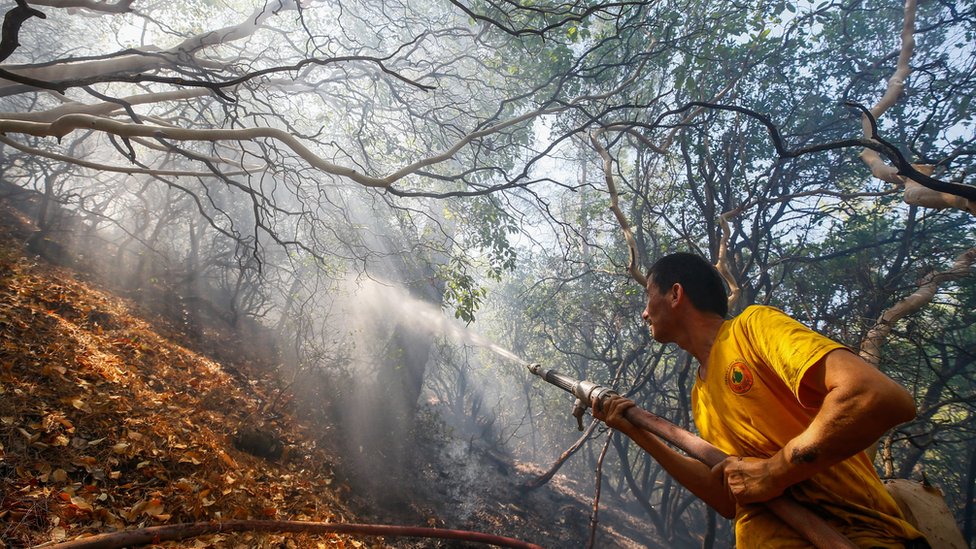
[47,519,545,549]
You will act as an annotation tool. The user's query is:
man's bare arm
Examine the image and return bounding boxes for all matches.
[594,396,737,518]
[724,348,916,504]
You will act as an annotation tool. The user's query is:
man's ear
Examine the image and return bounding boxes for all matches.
[669,283,683,306]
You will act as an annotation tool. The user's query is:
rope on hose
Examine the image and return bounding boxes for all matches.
[45,519,545,549]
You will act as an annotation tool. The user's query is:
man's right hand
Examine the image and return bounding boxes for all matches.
[591,395,637,433]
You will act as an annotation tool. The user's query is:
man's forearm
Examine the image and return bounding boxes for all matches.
[621,425,737,518]
[773,380,915,489]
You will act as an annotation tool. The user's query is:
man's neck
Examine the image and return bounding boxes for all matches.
[677,312,727,377]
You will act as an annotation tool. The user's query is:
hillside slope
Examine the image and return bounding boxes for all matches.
[0,209,362,548]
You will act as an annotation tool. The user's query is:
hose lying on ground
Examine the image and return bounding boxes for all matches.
[45,519,545,549]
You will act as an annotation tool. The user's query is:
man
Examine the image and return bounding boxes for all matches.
[593,252,927,548]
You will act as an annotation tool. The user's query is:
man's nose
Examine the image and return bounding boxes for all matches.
[641,309,649,321]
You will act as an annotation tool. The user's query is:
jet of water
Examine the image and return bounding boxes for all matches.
[410,294,527,365]
[359,279,527,366]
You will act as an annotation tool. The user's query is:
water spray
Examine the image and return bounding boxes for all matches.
[354,278,526,365]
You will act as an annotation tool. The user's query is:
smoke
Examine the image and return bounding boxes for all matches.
[318,273,533,510]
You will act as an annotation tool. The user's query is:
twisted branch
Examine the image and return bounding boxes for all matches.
[591,127,646,287]
[0,0,45,63]
[656,100,976,203]
[859,246,976,366]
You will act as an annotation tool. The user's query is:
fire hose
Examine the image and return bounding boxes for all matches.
[46,520,544,549]
[527,363,858,549]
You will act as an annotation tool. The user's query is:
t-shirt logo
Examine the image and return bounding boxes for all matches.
[726,361,754,394]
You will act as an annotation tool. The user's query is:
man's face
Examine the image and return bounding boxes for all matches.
[641,279,673,343]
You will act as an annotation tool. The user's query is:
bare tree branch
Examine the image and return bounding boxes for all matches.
[0,134,253,177]
[0,0,301,97]
[445,0,644,37]
[0,0,45,63]
[852,0,975,214]
[655,100,976,203]
[28,0,134,14]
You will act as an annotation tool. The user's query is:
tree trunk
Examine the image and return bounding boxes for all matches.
[964,445,976,546]
[701,506,717,549]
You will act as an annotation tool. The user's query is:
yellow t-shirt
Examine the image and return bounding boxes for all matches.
[692,305,922,548]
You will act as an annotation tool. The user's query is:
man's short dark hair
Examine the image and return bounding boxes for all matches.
[648,252,729,317]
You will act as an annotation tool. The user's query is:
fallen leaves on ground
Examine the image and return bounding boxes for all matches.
[0,218,377,548]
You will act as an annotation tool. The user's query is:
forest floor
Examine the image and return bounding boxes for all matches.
[0,202,663,549]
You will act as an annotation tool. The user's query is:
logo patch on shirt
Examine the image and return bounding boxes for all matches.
[726,361,754,394]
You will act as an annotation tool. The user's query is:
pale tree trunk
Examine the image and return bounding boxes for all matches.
[590,128,646,288]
